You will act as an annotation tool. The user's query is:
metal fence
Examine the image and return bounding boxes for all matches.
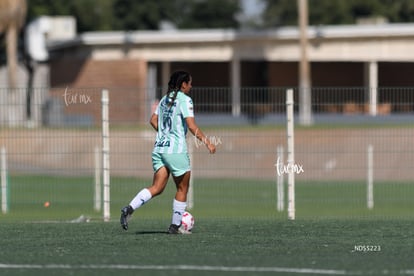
[0,87,413,221]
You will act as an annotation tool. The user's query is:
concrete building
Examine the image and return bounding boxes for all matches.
[3,18,414,125]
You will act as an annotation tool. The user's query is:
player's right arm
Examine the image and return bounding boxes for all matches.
[150,113,158,131]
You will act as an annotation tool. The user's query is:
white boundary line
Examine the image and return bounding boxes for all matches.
[0,263,413,275]
[0,264,346,274]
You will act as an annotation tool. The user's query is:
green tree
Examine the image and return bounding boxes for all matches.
[262,0,414,27]
[308,0,353,25]
[27,0,241,31]
[27,0,114,32]
[262,0,297,27]
[383,0,414,23]
[177,0,240,29]
[112,0,174,30]
[27,0,70,18]
[72,0,115,31]
[107,0,241,30]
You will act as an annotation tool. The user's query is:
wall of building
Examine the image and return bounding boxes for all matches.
[49,58,147,125]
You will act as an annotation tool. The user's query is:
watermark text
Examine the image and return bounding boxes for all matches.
[275,157,304,176]
[193,129,222,148]
[63,86,92,106]
[352,245,381,252]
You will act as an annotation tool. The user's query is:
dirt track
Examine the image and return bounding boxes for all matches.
[1,127,413,181]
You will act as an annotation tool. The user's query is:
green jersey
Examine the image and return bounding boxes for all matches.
[153,91,194,154]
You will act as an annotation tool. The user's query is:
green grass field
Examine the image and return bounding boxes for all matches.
[1,175,414,275]
[2,175,414,221]
[0,219,413,275]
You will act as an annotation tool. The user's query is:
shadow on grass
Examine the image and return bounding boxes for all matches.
[135,230,168,235]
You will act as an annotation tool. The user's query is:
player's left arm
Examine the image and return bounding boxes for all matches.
[150,113,158,131]
[186,117,216,154]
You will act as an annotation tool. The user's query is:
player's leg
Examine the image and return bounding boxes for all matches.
[162,153,191,234]
[129,166,170,209]
[167,171,191,234]
[120,152,170,230]
[173,170,191,202]
[120,166,170,230]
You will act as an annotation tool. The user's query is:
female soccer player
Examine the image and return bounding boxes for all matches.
[120,70,216,234]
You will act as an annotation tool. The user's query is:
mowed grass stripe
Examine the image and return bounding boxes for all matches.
[3,175,414,221]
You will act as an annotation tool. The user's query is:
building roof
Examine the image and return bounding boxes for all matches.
[47,23,414,62]
[48,23,414,47]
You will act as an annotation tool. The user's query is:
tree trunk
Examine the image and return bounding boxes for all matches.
[6,22,17,89]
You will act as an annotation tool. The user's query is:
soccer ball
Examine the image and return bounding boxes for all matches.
[180,211,194,232]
